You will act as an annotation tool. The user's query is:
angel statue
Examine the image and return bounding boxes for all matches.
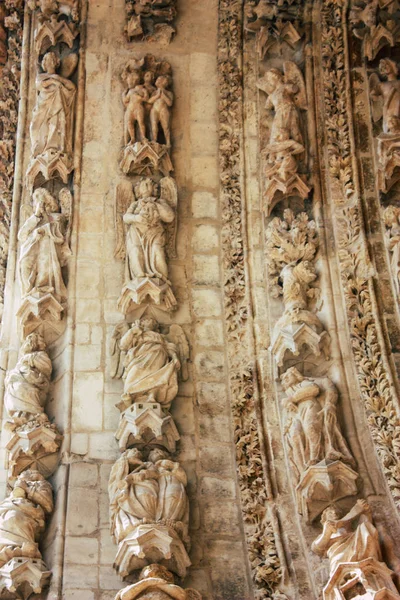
[4,333,52,429]
[110,317,189,410]
[18,187,72,306]
[281,368,356,484]
[115,564,201,600]
[27,50,77,189]
[115,177,177,312]
[0,470,53,567]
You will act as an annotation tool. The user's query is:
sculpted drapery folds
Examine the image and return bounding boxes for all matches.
[115,565,201,600]
[383,205,400,298]
[280,368,355,482]
[110,318,187,410]
[0,470,53,566]
[18,187,71,305]
[27,51,77,190]
[4,333,52,426]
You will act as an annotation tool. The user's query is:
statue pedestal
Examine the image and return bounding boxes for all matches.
[120,141,173,176]
[377,133,400,193]
[264,168,310,215]
[270,310,330,367]
[115,524,191,579]
[296,460,358,523]
[115,402,180,452]
[0,557,51,599]
[323,559,399,600]
[117,278,177,314]
[6,418,62,482]
[17,294,64,344]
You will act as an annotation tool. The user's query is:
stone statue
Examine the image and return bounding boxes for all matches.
[125,0,177,43]
[110,317,189,410]
[148,75,173,147]
[122,68,149,146]
[27,51,77,189]
[30,51,76,160]
[115,177,177,312]
[281,368,355,483]
[115,564,201,600]
[0,470,53,567]
[370,59,400,134]
[383,205,400,298]
[119,56,173,176]
[257,62,309,211]
[109,448,189,542]
[4,333,52,427]
[312,499,382,575]
[18,187,71,305]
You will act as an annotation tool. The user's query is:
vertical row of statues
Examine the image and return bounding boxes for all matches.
[248,2,400,600]
[109,27,202,599]
[0,0,81,597]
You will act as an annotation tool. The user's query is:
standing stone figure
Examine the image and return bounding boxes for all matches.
[4,333,52,427]
[383,205,400,298]
[0,470,53,567]
[281,368,355,482]
[148,75,173,147]
[122,68,149,145]
[18,187,71,304]
[30,51,76,162]
[370,59,400,134]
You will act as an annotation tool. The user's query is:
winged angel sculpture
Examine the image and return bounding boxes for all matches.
[110,317,189,411]
[115,176,178,313]
[257,61,310,213]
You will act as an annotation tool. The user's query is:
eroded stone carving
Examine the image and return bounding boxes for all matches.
[110,318,188,452]
[115,178,177,313]
[0,0,23,324]
[28,0,79,54]
[266,209,329,367]
[322,0,400,511]
[125,1,176,44]
[370,59,400,192]
[4,333,62,481]
[281,368,358,522]
[218,0,285,595]
[257,63,310,214]
[0,470,53,599]
[120,57,173,176]
[383,205,400,298]
[109,448,190,579]
[26,51,77,191]
[17,187,71,340]
[350,0,400,62]
[245,0,303,59]
[116,564,201,600]
[312,499,400,600]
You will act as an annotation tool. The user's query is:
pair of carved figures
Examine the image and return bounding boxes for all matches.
[257,62,310,214]
[109,448,190,577]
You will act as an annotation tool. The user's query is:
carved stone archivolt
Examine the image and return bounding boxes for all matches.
[125,1,177,44]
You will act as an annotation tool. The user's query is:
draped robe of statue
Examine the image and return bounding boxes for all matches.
[265,81,303,146]
[120,324,179,406]
[4,335,52,418]
[109,452,188,545]
[30,70,76,159]
[312,501,382,576]
[124,197,175,284]
[18,210,70,303]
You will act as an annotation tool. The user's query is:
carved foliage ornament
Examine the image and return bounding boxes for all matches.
[218,0,284,596]
[321,0,400,509]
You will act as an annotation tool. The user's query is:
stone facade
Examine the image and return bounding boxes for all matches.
[0,1,399,600]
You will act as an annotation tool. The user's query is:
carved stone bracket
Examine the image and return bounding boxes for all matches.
[0,558,51,600]
[350,0,400,61]
[115,565,201,600]
[115,402,180,453]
